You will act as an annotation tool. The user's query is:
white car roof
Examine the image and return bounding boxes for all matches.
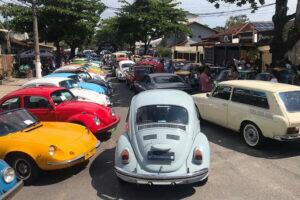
[23,77,72,87]
[132,89,194,110]
[119,60,135,66]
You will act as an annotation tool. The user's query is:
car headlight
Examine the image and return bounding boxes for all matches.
[2,167,15,183]
[111,109,116,117]
[49,145,56,156]
[94,116,101,126]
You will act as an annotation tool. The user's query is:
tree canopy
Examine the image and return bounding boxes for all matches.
[225,15,250,29]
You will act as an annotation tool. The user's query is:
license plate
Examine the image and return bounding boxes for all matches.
[147,151,175,161]
[85,148,96,160]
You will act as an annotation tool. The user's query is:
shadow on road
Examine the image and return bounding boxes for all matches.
[89,148,198,200]
[201,121,300,159]
[110,78,134,107]
[32,163,87,186]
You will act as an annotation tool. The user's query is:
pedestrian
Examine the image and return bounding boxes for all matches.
[227,63,239,80]
[200,67,212,93]
[270,74,278,83]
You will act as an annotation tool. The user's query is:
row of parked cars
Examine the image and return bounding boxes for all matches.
[0,58,121,197]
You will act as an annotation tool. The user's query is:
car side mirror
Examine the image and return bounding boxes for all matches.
[206,93,211,97]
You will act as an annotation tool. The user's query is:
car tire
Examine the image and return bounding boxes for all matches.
[8,154,40,185]
[241,122,265,148]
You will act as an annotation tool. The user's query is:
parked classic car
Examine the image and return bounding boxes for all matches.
[134,73,192,94]
[0,160,23,198]
[138,58,164,73]
[0,109,99,184]
[0,87,120,138]
[22,77,111,107]
[115,90,210,185]
[116,60,135,81]
[46,73,108,95]
[125,65,154,90]
[193,80,300,148]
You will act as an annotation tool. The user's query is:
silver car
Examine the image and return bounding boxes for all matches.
[115,89,210,185]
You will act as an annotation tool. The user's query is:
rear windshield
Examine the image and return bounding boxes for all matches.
[279,91,300,112]
[136,105,188,125]
[153,76,183,84]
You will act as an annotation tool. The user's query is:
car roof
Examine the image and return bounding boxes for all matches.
[133,89,194,109]
[24,77,72,86]
[220,80,300,92]
[119,60,135,65]
[3,86,65,98]
[46,73,77,77]
[148,73,177,78]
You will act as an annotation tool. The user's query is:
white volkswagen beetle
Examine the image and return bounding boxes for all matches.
[22,77,112,107]
[115,90,210,185]
[116,60,135,81]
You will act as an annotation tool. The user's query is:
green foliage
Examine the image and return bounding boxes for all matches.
[213,26,225,32]
[0,0,105,49]
[225,15,249,29]
[157,46,172,58]
[207,0,265,11]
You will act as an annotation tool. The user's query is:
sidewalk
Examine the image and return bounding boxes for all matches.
[0,78,32,98]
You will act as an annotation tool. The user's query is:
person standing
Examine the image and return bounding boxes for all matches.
[200,67,212,93]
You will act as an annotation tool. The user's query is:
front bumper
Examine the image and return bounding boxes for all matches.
[96,116,120,134]
[115,167,208,185]
[274,134,300,141]
[1,181,23,200]
[47,141,100,166]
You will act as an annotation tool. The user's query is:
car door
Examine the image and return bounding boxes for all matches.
[205,85,232,127]
[23,96,56,121]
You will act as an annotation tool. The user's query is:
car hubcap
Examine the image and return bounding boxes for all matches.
[15,159,31,180]
[243,124,259,146]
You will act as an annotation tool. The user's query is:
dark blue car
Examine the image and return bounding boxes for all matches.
[46,73,109,95]
[0,160,23,199]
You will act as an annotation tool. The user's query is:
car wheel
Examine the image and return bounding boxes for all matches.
[242,122,265,148]
[8,154,40,185]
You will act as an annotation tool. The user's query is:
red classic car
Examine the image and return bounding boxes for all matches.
[0,87,120,139]
[125,65,154,90]
[137,58,164,73]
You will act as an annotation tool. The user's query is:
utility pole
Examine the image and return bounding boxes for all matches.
[32,0,42,78]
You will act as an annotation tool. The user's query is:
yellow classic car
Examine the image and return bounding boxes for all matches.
[193,80,300,148]
[0,109,100,184]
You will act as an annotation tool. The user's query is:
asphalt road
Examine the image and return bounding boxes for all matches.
[14,79,300,200]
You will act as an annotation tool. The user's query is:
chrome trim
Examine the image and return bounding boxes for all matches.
[47,155,85,166]
[138,123,186,131]
[274,134,300,141]
[1,180,23,200]
[115,166,208,185]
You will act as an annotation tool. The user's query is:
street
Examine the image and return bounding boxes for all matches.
[11,79,300,200]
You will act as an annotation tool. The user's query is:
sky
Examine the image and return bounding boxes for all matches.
[101,0,298,28]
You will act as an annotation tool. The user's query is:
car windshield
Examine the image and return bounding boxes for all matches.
[121,63,134,69]
[51,90,75,105]
[135,68,152,76]
[0,109,39,136]
[279,91,300,112]
[59,80,79,89]
[153,75,183,84]
[136,105,188,125]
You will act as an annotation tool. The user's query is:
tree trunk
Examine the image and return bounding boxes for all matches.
[70,45,76,60]
[270,0,289,65]
[5,32,11,54]
[55,41,61,68]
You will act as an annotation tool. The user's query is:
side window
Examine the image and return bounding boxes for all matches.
[232,88,269,109]
[1,97,20,111]
[59,81,69,88]
[212,86,232,100]
[24,96,50,109]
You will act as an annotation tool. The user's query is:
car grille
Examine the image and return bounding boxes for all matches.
[138,123,186,131]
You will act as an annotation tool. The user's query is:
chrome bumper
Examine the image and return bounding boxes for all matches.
[115,167,208,185]
[274,134,300,141]
[47,141,100,166]
[1,181,23,200]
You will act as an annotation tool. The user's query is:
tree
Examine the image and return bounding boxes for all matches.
[213,26,225,32]
[1,0,105,65]
[225,15,249,29]
[207,0,300,65]
[118,0,190,54]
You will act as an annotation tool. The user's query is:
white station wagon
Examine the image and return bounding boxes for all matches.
[193,80,300,148]
[115,90,210,185]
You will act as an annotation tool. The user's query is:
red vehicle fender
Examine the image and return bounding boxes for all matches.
[66,113,95,127]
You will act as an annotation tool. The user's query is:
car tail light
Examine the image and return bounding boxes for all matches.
[287,127,299,134]
[121,149,129,164]
[194,149,202,165]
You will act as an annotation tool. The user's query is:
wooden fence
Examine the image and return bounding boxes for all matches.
[0,54,13,78]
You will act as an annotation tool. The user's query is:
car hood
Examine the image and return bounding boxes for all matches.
[9,122,92,148]
[56,100,105,115]
[78,82,106,93]
[132,127,193,173]
[70,88,109,106]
